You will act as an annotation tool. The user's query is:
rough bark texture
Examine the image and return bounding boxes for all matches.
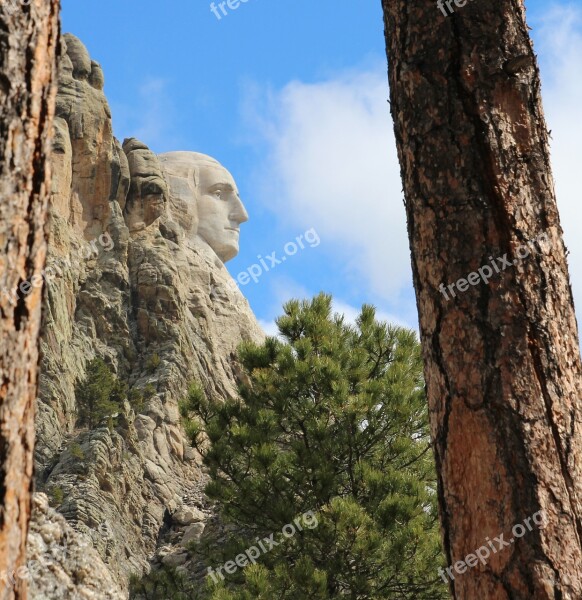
[0,1,59,598]
[382,1,582,598]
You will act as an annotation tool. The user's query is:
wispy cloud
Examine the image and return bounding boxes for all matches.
[255,276,417,338]
[243,65,410,302]
[259,297,417,339]
[243,7,582,321]
[332,299,416,332]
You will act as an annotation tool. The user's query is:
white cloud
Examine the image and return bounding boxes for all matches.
[245,10,582,321]
[332,299,417,332]
[245,67,411,301]
[258,319,280,337]
[533,4,582,313]
[257,283,416,338]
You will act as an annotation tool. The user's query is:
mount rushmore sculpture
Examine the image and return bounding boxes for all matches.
[30,33,263,598]
[123,140,249,265]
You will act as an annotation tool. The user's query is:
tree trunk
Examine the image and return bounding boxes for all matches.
[0,1,59,598]
[381,1,582,598]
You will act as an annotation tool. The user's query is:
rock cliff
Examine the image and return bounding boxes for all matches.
[28,33,264,599]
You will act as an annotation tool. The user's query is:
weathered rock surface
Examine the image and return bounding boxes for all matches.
[30,33,264,598]
[26,494,124,600]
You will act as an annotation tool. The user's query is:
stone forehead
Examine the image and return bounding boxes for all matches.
[158,152,232,182]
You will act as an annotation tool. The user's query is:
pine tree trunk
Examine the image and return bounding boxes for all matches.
[0,1,59,598]
[381,1,582,598]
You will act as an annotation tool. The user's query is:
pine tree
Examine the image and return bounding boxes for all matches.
[184,294,447,599]
[76,358,125,429]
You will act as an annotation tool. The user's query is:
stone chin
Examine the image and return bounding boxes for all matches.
[158,151,249,264]
[214,230,240,263]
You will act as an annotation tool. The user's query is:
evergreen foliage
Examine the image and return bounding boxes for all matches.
[69,442,85,460]
[181,294,447,599]
[129,383,157,414]
[76,357,126,429]
[49,486,64,507]
[146,353,162,373]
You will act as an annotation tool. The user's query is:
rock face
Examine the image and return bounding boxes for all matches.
[30,34,264,597]
[26,494,124,600]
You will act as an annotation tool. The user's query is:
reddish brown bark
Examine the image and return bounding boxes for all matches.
[0,1,59,598]
[381,0,582,598]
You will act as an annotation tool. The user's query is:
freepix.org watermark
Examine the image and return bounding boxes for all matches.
[1,519,113,590]
[213,228,320,299]
[236,227,320,286]
[438,232,549,301]
[207,510,318,584]
[436,0,476,17]
[210,0,253,20]
[438,510,547,583]
[0,232,114,308]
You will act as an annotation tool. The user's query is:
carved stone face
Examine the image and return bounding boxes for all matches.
[123,138,168,232]
[141,180,166,225]
[195,162,248,262]
[158,152,249,262]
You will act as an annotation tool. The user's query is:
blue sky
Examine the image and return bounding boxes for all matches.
[61,0,582,332]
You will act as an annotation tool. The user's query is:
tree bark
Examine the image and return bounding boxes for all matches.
[381,1,582,598]
[0,1,59,598]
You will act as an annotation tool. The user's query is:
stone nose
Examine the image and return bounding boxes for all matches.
[230,195,249,225]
